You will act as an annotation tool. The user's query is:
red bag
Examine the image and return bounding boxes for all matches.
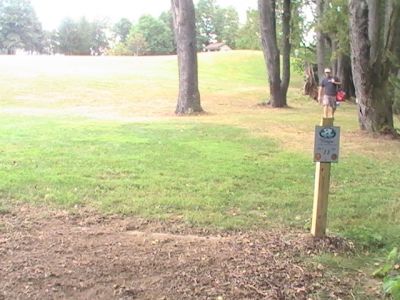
[336,90,346,102]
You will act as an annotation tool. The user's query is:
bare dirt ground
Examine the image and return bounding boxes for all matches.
[0,205,364,300]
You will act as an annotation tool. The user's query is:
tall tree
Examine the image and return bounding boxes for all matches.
[89,19,109,55]
[349,0,400,134]
[214,6,239,48]
[76,17,92,55]
[321,0,355,99]
[316,0,327,80]
[259,0,292,107]
[289,0,309,53]
[159,10,177,53]
[236,9,261,50]
[0,0,44,54]
[134,15,174,55]
[42,29,59,54]
[58,18,80,55]
[195,0,239,49]
[57,18,109,55]
[195,0,217,49]
[126,31,147,56]
[112,18,132,43]
[171,0,203,114]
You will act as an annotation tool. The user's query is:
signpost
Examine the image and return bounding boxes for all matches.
[314,126,340,163]
[311,118,340,237]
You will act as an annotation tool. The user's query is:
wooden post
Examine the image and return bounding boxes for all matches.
[311,118,334,237]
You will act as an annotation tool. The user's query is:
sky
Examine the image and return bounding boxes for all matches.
[31,0,258,30]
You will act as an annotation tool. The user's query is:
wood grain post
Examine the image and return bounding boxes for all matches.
[311,118,334,237]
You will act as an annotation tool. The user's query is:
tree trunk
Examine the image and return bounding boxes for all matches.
[280,0,291,105]
[349,0,400,134]
[171,0,203,114]
[7,48,16,55]
[333,48,355,100]
[336,54,355,99]
[303,63,319,101]
[356,80,394,132]
[331,39,339,75]
[259,0,289,107]
[316,0,326,80]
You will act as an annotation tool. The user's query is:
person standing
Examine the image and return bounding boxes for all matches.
[318,68,341,118]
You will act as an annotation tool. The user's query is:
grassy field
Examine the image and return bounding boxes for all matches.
[1,52,399,263]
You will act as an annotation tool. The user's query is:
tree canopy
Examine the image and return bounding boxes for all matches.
[0,0,43,54]
[112,18,132,44]
[195,0,239,50]
[57,17,108,55]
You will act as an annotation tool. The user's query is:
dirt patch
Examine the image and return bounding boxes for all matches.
[1,205,359,299]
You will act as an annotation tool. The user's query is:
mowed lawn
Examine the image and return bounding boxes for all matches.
[0,51,399,251]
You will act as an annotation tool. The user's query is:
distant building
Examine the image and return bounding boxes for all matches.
[204,42,232,52]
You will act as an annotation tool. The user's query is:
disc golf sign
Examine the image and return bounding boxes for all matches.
[314,126,340,163]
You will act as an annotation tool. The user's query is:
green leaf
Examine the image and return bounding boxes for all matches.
[373,264,393,278]
[383,276,400,299]
[388,247,399,263]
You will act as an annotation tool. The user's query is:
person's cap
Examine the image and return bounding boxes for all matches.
[324,68,331,73]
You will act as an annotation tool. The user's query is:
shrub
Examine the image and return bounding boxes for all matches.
[373,247,400,299]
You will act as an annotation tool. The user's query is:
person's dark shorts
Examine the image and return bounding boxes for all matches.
[322,95,337,109]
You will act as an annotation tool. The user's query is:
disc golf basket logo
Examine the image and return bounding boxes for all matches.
[319,127,336,139]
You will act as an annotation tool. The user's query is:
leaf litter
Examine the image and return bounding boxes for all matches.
[0,205,362,299]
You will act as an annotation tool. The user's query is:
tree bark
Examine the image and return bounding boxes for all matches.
[280,0,291,105]
[7,48,16,55]
[336,54,355,99]
[331,39,339,75]
[316,0,326,80]
[171,0,203,114]
[259,0,291,108]
[349,0,400,134]
[367,0,383,65]
[303,63,319,101]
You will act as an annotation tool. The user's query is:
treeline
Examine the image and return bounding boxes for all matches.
[0,0,265,56]
[1,0,399,133]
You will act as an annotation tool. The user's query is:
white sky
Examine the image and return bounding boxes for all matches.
[31,0,258,30]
